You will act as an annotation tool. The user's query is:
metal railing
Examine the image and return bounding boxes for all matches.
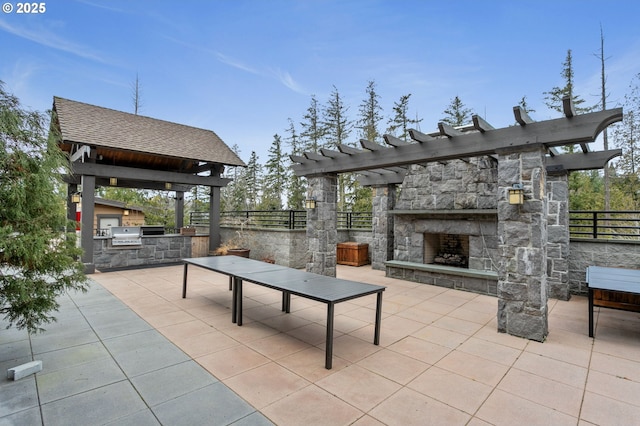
[569,211,640,240]
[190,210,373,230]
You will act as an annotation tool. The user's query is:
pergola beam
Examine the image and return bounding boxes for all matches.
[292,108,622,176]
[70,162,231,187]
[547,149,622,174]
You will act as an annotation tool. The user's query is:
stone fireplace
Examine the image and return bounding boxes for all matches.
[385,159,501,295]
[424,233,469,268]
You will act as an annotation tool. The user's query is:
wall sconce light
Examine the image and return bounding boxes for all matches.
[304,196,317,209]
[109,177,118,186]
[508,183,524,205]
[123,209,130,216]
[71,193,81,204]
[165,182,172,190]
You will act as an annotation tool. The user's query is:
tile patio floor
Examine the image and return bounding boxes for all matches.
[2,264,640,425]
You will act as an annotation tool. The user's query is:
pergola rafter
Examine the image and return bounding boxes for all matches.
[291,97,622,185]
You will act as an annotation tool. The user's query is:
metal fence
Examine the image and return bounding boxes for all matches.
[190,210,373,230]
[569,211,640,240]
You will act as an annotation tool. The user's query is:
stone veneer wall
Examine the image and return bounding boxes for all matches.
[219,227,307,268]
[94,235,192,271]
[396,158,498,210]
[569,239,640,295]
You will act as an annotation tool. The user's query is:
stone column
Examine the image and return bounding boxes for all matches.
[371,184,396,270]
[306,174,338,277]
[547,172,570,300]
[497,146,548,342]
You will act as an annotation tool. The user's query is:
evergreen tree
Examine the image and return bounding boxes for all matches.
[543,49,593,115]
[300,95,326,152]
[323,85,353,148]
[386,94,422,140]
[243,151,262,209]
[284,118,306,209]
[261,134,287,210]
[611,73,640,204]
[357,80,384,142]
[0,82,87,333]
[441,95,473,127]
[323,86,354,210]
[221,144,246,211]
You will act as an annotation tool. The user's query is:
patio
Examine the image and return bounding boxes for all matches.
[2,264,640,425]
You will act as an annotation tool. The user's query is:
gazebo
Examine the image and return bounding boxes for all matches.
[291,97,622,341]
[53,97,244,273]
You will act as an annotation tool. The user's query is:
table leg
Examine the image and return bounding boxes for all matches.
[182,263,189,298]
[589,287,594,338]
[237,278,243,326]
[325,303,334,369]
[231,277,237,324]
[374,291,382,345]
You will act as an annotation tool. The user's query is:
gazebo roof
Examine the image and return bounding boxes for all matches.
[53,97,245,170]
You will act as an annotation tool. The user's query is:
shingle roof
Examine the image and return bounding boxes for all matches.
[53,97,245,167]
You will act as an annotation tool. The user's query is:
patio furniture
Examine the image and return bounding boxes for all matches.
[586,266,640,337]
[182,256,385,369]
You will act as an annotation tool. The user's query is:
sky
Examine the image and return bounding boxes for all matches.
[2,0,640,165]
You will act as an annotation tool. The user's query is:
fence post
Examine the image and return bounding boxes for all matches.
[289,210,294,230]
[592,212,598,239]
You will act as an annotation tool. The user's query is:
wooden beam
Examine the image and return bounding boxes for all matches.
[304,152,326,161]
[290,154,309,163]
[357,169,407,186]
[383,134,410,146]
[438,122,464,137]
[472,115,495,132]
[513,106,534,125]
[337,144,364,155]
[360,139,384,151]
[70,162,231,187]
[319,148,348,158]
[291,108,622,176]
[409,129,436,143]
[547,149,622,173]
[563,95,576,118]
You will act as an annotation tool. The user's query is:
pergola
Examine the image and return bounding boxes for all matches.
[53,97,244,273]
[291,97,623,341]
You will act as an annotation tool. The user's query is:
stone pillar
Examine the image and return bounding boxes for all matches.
[547,172,570,300]
[306,174,338,277]
[371,184,396,270]
[497,146,548,342]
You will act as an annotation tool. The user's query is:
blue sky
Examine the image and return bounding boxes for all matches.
[2,0,640,164]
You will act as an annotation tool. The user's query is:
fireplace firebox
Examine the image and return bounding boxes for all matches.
[424,233,469,268]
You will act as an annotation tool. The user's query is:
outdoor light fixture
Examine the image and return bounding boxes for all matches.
[508,183,524,205]
[165,182,172,190]
[109,177,118,186]
[304,197,317,209]
[71,193,81,204]
[123,209,130,216]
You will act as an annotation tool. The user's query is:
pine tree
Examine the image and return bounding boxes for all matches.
[323,86,354,210]
[612,73,640,203]
[261,134,288,210]
[386,94,422,140]
[543,49,593,115]
[243,151,262,209]
[357,80,384,142]
[323,85,353,148]
[1,82,87,333]
[284,118,306,209]
[441,95,473,127]
[221,144,246,211]
[300,95,326,152]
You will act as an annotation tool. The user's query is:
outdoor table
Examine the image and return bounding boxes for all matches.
[182,256,385,369]
[586,265,640,337]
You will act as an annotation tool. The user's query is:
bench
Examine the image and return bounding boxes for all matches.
[182,256,385,369]
[586,266,640,337]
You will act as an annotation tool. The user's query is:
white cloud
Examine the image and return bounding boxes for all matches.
[0,19,107,64]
